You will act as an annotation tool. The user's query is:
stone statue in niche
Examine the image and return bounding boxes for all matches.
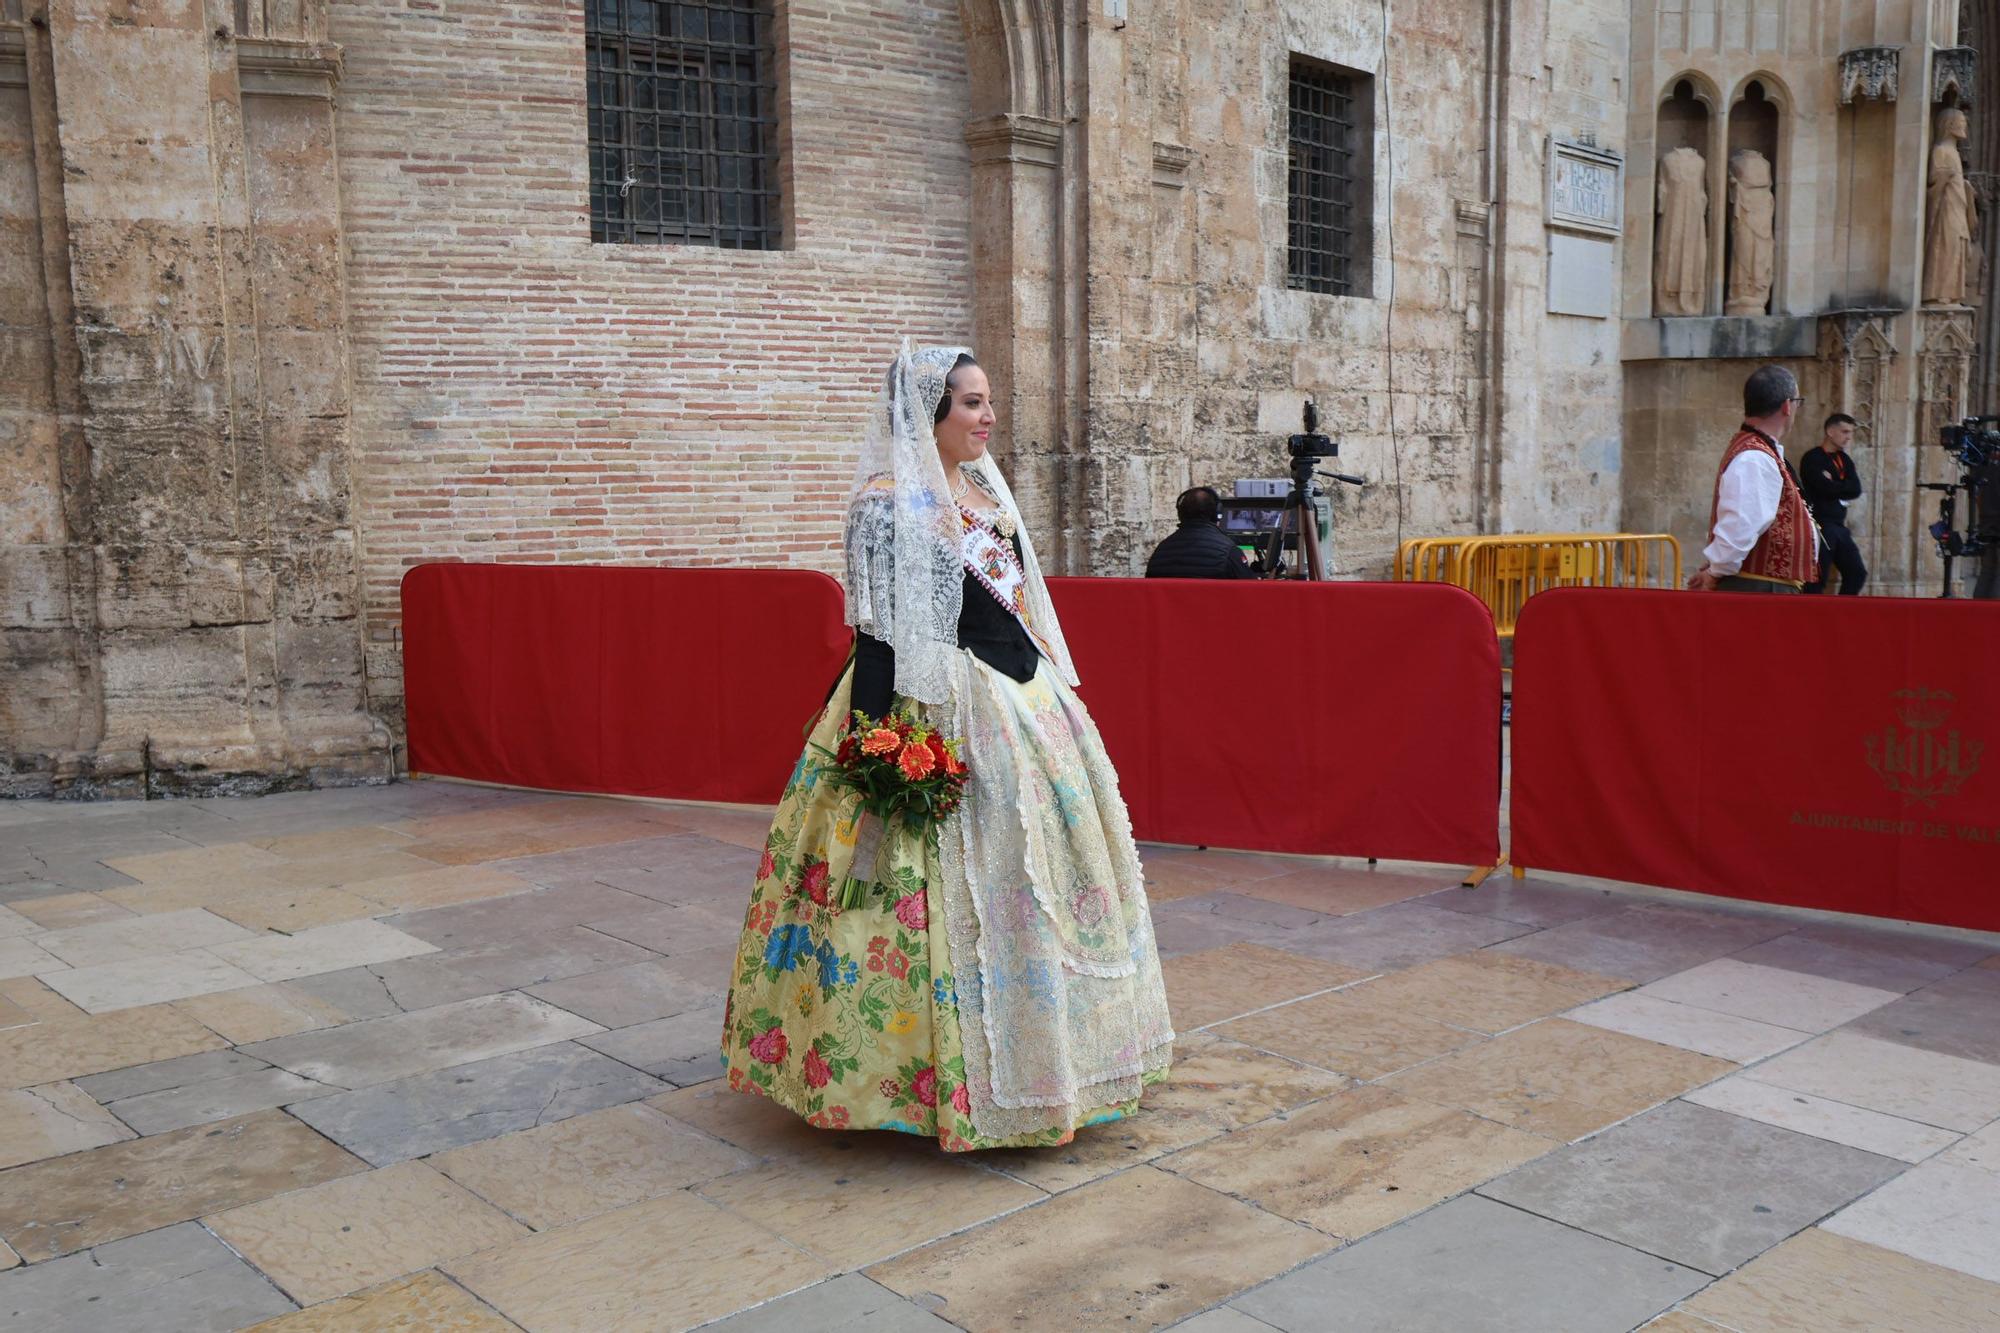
[1925,108,1976,305]
[1725,149,1775,316]
[1654,146,1709,316]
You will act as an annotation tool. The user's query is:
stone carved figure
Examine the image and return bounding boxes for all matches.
[1725,149,1775,316]
[1654,146,1709,316]
[1925,108,1976,306]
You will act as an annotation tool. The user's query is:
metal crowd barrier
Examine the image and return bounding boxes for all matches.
[1395,533,1683,636]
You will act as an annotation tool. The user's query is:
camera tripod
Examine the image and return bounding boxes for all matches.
[1259,454,1367,581]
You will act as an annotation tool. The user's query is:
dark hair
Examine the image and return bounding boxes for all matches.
[1177,486,1222,525]
[935,353,979,425]
[1743,364,1798,418]
[1824,412,1858,431]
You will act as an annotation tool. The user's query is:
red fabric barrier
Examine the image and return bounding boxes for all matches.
[402,564,851,805]
[1512,588,2000,932]
[1048,578,1502,864]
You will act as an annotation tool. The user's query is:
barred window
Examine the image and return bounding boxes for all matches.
[587,0,782,248]
[1287,57,1372,296]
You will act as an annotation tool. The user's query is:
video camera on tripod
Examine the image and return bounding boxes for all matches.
[1921,415,2000,597]
[1253,401,1367,580]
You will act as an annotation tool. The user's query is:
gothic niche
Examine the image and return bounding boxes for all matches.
[1654,78,1711,317]
[1834,49,1897,307]
[1725,80,1780,316]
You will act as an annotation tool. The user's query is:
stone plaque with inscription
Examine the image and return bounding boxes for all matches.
[1547,139,1623,237]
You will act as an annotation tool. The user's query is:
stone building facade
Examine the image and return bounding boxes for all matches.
[0,0,1988,793]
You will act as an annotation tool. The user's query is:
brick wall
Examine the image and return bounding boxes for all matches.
[332,0,975,722]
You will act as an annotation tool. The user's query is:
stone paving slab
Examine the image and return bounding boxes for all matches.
[1160,942,1367,1031]
[1742,1029,2000,1131]
[1147,909,1285,959]
[1232,1194,1706,1333]
[1418,876,1629,928]
[41,949,266,1013]
[1821,1158,2000,1282]
[6,891,136,930]
[0,905,33,938]
[525,958,720,1028]
[576,1003,728,1086]
[1381,1017,1734,1141]
[867,1166,1333,1330]
[386,882,656,949]
[1224,863,1448,916]
[207,1159,531,1305]
[0,1220,296,1333]
[241,1270,515,1331]
[1634,958,1900,1033]
[1683,1075,1965,1163]
[242,991,603,1089]
[1492,903,1796,983]
[582,835,762,905]
[208,920,439,983]
[1729,930,1978,993]
[72,1048,271,1101]
[429,1102,753,1230]
[207,887,384,934]
[0,1083,134,1170]
[1161,1084,1554,1241]
[1679,1226,2000,1332]
[289,1041,666,1166]
[980,1034,1349,1194]
[0,936,65,981]
[1213,988,1481,1080]
[1479,1100,1904,1276]
[102,1066,337,1136]
[170,982,349,1045]
[1341,951,1628,1035]
[1563,990,1811,1063]
[448,924,662,990]
[697,1130,1044,1269]
[1278,901,1535,972]
[700,1273,959,1333]
[0,1109,366,1262]
[0,1004,226,1088]
[1154,891,1333,933]
[443,1190,833,1333]
[1846,966,2000,1064]
[345,865,537,913]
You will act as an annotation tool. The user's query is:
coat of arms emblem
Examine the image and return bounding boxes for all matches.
[1865,687,1984,807]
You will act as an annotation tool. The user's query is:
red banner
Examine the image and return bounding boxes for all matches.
[1049,577,1502,865]
[1512,587,2000,932]
[402,564,851,805]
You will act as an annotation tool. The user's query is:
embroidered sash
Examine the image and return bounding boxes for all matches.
[960,507,1056,661]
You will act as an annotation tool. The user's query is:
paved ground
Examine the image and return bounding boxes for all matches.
[0,781,1997,1332]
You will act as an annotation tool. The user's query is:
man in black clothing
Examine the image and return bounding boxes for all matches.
[1798,413,1868,595]
[1145,487,1256,580]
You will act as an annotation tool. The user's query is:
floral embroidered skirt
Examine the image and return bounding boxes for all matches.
[720,655,1174,1150]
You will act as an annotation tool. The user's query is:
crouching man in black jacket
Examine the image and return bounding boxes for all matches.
[1145,487,1256,580]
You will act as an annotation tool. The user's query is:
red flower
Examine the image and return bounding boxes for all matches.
[801,860,830,906]
[836,736,859,765]
[860,727,902,757]
[912,1066,939,1107]
[886,949,910,980]
[894,892,928,931]
[757,849,775,881]
[943,749,966,776]
[802,1047,832,1088]
[897,743,936,780]
[748,1025,788,1065]
[926,733,951,770]
[951,1084,970,1114]
[894,720,915,740]
[879,1077,901,1099]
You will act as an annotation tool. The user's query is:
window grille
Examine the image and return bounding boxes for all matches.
[1287,58,1369,296]
[587,0,782,248]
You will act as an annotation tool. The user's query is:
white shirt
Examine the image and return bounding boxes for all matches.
[1703,444,1817,576]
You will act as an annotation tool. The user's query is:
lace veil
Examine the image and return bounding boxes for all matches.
[843,341,1078,708]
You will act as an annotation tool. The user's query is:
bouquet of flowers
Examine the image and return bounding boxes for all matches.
[812,709,969,909]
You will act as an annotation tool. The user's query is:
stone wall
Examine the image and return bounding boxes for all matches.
[0,0,388,796]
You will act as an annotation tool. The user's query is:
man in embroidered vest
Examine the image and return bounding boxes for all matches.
[1688,364,1820,594]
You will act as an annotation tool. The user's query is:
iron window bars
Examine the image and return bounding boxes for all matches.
[1288,58,1363,295]
[587,0,781,248]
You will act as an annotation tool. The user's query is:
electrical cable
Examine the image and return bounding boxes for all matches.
[1379,0,1404,553]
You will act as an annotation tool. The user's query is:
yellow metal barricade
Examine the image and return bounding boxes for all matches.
[1399,533,1682,636]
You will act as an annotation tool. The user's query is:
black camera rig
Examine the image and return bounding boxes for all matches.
[1922,414,2000,597]
[1259,401,1366,580]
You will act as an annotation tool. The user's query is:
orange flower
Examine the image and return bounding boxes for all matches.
[897,742,936,780]
[860,727,902,756]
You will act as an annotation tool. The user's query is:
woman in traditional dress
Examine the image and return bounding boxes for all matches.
[720,343,1174,1149]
